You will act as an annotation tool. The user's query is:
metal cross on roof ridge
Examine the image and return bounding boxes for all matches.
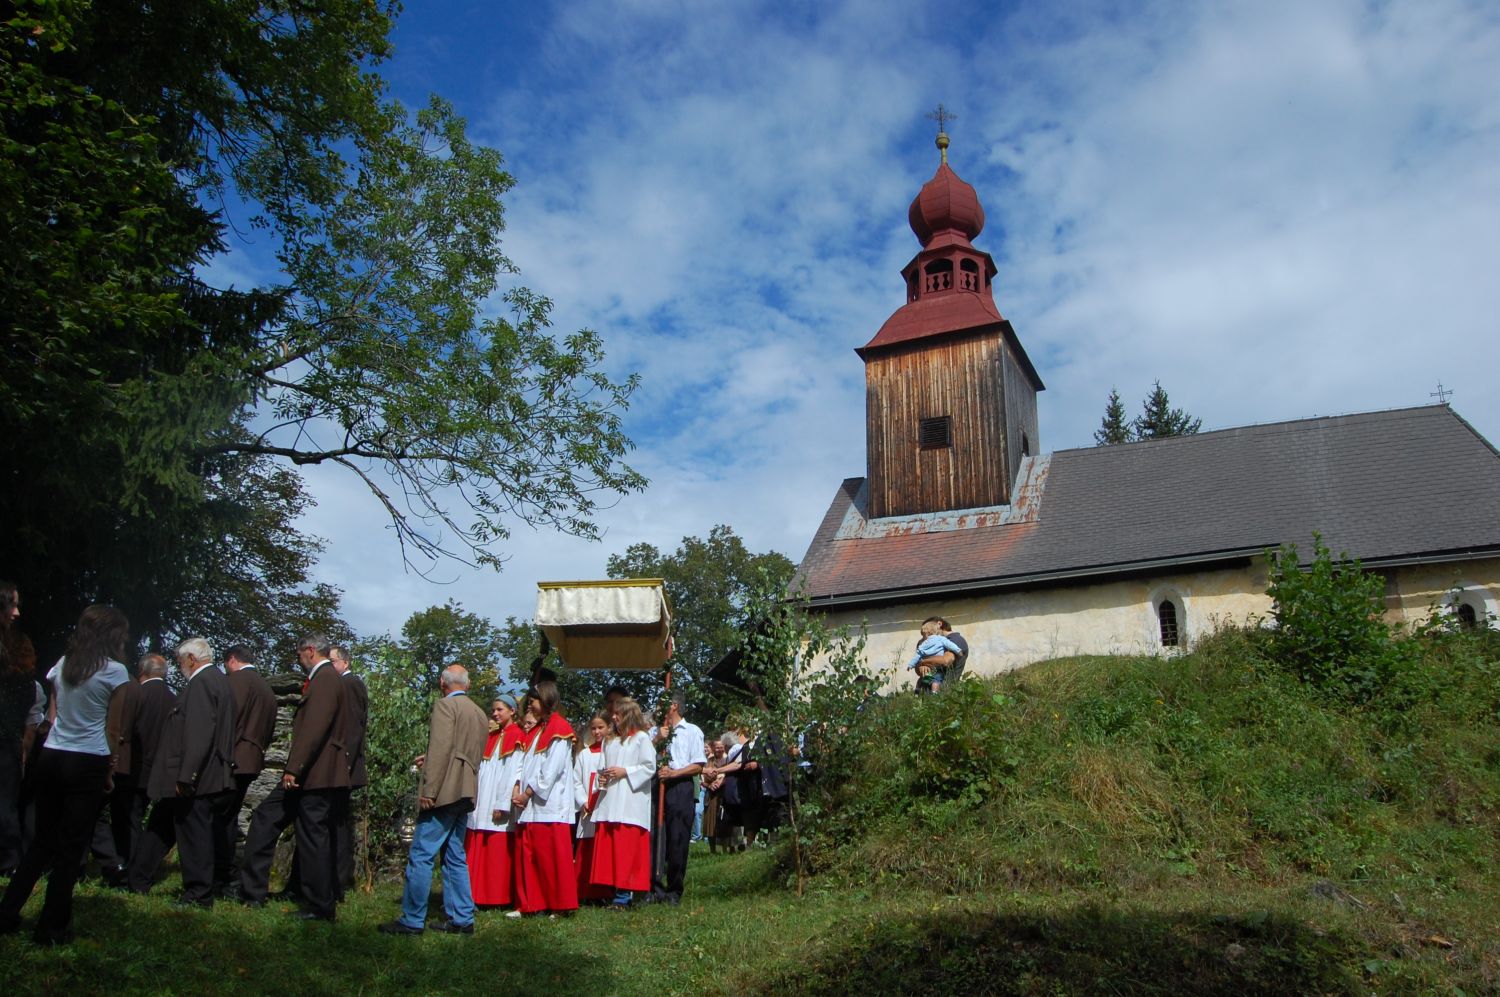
[1430,381,1453,405]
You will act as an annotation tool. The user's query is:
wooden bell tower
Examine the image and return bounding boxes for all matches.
[858,125,1044,520]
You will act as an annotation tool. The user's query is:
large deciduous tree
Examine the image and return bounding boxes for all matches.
[1,1,644,654]
[606,526,795,717]
[387,601,506,704]
[497,526,796,721]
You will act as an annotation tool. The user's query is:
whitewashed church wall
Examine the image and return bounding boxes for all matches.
[1383,557,1500,627]
[814,562,1273,691]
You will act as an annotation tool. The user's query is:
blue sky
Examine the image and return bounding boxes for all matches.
[271,0,1500,639]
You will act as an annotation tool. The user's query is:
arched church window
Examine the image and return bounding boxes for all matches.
[959,258,979,291]
[1157,599,1180,648]
[923,258,953,293]
[1021,432,1031,457]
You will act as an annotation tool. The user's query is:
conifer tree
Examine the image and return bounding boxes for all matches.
[1094,388,1132,445]
[1132,381,1203,440]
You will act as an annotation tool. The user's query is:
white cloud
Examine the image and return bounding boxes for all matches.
[289,0,1500,638]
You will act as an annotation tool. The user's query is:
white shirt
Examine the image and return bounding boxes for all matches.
[663,718,707,771]
[592,730,656,831]
[44,657,129,755]
[468,729,512,833]
[517,731,575,824]
[573,747,605,839]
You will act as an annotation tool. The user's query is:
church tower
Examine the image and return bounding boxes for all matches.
[859,129,1044,519]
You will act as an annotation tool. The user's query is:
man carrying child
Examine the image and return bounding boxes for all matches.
[905,619,964,694]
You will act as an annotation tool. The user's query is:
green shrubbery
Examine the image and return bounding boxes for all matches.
[803,622,1500,901]
[1264,534,1416,704]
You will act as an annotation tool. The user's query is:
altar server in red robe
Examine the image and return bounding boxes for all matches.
[572,711,612,902]
[465,695,519,906]
[590,696,656,908]
[510,682,578,916]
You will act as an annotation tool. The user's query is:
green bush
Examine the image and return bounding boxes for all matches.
[358,647,434,878]
[1265,534,1414,703]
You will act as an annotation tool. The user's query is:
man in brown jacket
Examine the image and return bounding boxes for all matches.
[127,638,237,907]
[378,664,487,936]
[235,633,349,922]
[215,644,276,894]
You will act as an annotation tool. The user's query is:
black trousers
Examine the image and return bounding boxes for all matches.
[240,784,344,918]
[126,793,174,893]
[88,772,139,871]
[214,773,257,890]
[334,789,356,894]
[0,736,22,871]
[0,748,109,938]
[175,791,235,904]
[652,778,695,901]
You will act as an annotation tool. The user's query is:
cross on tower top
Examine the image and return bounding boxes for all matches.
[926,103,957,132]
[925,103,957,163]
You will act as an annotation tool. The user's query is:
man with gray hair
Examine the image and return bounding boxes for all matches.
[128,638,236,906]
[379,664,488,935]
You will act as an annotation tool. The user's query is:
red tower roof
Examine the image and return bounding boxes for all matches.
[907,162,986,249]
[860,134,1010,358]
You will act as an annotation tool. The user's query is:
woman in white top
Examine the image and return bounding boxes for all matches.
[590,696,657,907]
[465,695,519,907]
[511,680,578,915]
[0,605,130,945]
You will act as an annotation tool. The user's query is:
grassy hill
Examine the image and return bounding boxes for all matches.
[2,626,1496,994]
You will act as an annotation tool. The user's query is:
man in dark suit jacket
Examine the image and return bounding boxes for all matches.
[216,644,277,892]
[121,654,175,893]
[236,633,349,922]
[128,639,236,906]
[332,644,367,897]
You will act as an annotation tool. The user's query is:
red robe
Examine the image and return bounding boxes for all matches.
[574,742,612,900]
[516,713,579,913]
[465,725,511,905]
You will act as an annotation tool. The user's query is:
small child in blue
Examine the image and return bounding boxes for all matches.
[907,620,962,694]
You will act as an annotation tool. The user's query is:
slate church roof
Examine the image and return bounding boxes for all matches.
[796,405,1500,607]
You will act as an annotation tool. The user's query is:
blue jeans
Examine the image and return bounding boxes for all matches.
[692,789,705,842]
[398,804,473,928]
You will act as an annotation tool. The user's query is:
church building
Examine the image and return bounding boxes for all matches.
[794,132,1500,681]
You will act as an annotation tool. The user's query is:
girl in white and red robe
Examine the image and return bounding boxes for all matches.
[512,681,579,916]
[506,697,540,906]
[590,696,656,908]
[465,696,519,907]
[572,711,613,903]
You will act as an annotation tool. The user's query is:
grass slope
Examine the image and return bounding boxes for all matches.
[2,629,1495,994]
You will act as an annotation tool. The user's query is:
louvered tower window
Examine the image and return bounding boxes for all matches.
[919,416,952,450]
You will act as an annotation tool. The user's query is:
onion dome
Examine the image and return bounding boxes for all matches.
[907,134,985,247]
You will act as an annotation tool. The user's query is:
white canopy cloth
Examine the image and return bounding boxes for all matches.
[534,579,674,671]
